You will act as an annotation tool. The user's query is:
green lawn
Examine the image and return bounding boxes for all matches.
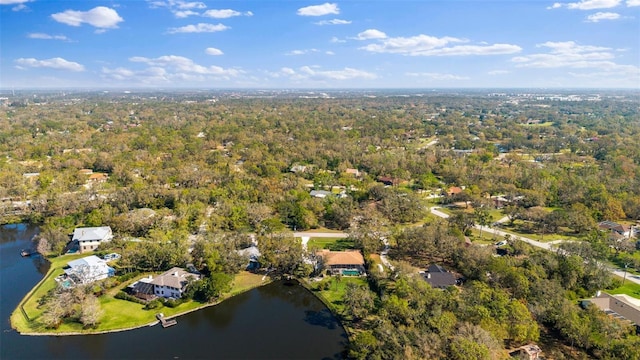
[307,237,355,251]
[608,282,640,299]
[309,277,368,314]
[11,255,269,334]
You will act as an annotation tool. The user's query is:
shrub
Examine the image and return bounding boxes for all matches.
[115,291,146,305]
[162,298,184,308]
[145,299,162,310]
[118,271,141,282]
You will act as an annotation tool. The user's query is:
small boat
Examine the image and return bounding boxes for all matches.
[20,249,32,257]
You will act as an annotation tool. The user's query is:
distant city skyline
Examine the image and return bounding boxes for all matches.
[1,0,639,89]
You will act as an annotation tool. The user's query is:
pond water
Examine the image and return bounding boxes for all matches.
[0,224,348,359]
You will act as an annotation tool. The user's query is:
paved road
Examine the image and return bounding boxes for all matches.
[429,207,640,286]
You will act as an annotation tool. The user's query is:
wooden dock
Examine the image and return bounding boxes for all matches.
[156,313,177,328]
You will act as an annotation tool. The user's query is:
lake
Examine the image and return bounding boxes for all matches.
[0,224,348,359]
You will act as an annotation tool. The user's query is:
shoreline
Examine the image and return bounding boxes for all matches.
[12,269,272,337]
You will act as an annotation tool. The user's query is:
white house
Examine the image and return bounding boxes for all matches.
[64,255,114,285]
[150,267,201,299]
[72,226,113,253]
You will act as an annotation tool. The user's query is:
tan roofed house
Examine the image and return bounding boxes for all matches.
[150,267,201,299]
[89,173,108,183]
[317,249,365,276]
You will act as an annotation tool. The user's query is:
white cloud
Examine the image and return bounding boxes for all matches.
[406,72,470,80]
[315,19,351,25]
[277,66,376,81]
[354,29,387,40]
[548,0,621,10]
[205,47,224,55]
[174,10,198,18]
[149,1,206,10]
[27,33,69,41]
[102,55,244,85]
[627,0,640,5]
[102,66,169,83]
[167,23,229,33]
[586,11,621,21]
[129,55,240,76]
[488,70,510,75]
[203,9,252,18]
[0,0,29,4]
[326,50,335,55]
[359,33,521,56]
[511,41,639,79]
[175,1,205,10]
[330,36,346,43]
[286,49,319,55]
[51,6,124,29]
[15,57,85,71]
[297,3,339,16]
[149,1,208,17]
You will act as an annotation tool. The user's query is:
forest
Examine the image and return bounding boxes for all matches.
[1,89,639,359]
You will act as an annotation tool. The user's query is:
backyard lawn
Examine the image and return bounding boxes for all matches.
[307,237,355,251]
[309,276,368,315]
[608,281,640,299]
[11,254,269,335]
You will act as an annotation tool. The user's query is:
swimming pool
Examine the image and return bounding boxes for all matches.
[341,269,361,276]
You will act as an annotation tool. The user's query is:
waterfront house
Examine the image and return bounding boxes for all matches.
[72,226,113,253]
[150,267,201,299]
[316,249,365,276]
[64,255,114,285]
[129,276,156,301]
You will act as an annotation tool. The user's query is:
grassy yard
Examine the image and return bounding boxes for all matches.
[11,255,269,335]
[608,281,640,299]
[308,276,368,315]
[307,237,355,251]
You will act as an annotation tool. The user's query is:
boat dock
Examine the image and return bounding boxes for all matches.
[156,313,177,328]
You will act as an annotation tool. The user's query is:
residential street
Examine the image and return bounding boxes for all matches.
[430,207,640,286]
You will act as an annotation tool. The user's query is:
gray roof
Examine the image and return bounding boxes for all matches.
[72,226,112,242]
[150,267,199,290]
[423,264,456,288]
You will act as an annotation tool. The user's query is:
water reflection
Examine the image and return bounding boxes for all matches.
[1,224,349,360]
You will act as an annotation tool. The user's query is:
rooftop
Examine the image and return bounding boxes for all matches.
[318,250,365,266]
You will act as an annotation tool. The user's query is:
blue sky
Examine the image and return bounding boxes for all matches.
[1,0,639,88]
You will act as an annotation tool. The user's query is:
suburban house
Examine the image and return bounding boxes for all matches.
[344,168,361,177]
[422,264,456,288]
[88,173,108,183]
[237,245,261,271]
[72,226,113,253]
[583,291,640,328]
[317,249,365,276]
[310,190,332,198]
[377,176,399,186]
[445,186,463,197]
[598,221,633,238]
[64,255,114,285]
[150,267,201,299]
[508,344,542,360]
[128,276,156,301]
